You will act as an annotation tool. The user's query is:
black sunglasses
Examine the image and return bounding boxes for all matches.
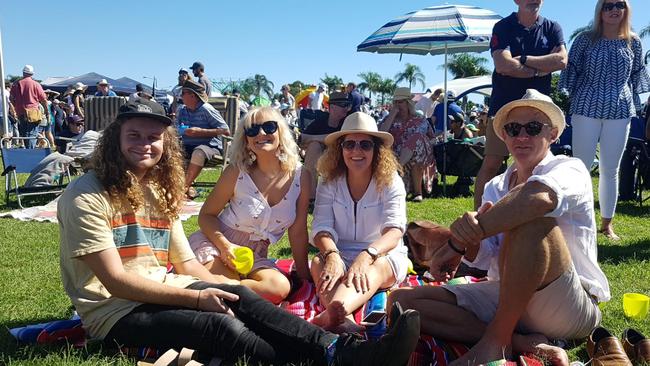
[341,139,375,151]
[244,121,278,137]
[602,1,626,11]
[503,121,550,137]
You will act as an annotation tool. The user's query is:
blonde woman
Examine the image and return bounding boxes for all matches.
[190,107,311,304]
[559,0,650,240]
[310,112,408,332]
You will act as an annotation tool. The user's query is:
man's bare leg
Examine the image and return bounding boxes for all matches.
[474,154,505,209]
[388,286,485,342]
[303,142,323,199]
[450,218,572,366]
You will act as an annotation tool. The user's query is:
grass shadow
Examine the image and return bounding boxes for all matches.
[599,238,650,264]
[275,246,319,258]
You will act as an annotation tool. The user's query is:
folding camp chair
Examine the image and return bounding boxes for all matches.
[1,137,71,208]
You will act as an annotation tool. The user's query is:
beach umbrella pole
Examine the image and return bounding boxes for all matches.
[442,42,448,196]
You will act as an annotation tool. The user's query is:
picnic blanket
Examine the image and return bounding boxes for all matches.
[11,259,542,366]
[0,198,203,223]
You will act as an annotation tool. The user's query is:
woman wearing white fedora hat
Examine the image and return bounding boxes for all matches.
[310,112,409,332]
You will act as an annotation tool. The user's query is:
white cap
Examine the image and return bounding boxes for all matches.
[446,89,456,99]
[23,65,34,75]
[97,79,109,85]
[318,83,327,90]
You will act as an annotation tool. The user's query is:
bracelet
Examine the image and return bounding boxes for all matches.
[196,289,202,309]
[322,249,340,260]
[447,239,467,256]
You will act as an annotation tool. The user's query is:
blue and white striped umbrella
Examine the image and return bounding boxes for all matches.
[357,5,502,56]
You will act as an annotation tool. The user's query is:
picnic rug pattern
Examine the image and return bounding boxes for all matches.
[9,259,544,365]
[0,198,203,223]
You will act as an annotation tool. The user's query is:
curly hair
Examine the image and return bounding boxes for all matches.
[317,135,402,191]
[89,118,186,220]
[229,106,300,173]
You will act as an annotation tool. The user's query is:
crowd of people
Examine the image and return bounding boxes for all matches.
[4,0,650,364]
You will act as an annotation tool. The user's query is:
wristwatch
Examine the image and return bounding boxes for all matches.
[364,247,380,262]
[520,54,527,65]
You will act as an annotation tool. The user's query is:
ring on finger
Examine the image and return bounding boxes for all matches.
[324,275,331,280]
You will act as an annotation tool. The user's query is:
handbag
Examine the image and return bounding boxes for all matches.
[25,107,43,123]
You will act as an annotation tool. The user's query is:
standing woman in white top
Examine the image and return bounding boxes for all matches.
[310,112,408,331]
[189,107,311,304]
[559,0,650,239]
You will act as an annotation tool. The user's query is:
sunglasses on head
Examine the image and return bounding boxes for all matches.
[503,121,550,137]
[244,120,278,137]
[602,1,626,11]
[341,139,375,151]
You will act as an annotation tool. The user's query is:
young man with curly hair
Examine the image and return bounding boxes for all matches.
[58,99,420,365]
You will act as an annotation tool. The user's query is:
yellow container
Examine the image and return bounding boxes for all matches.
[623,293,650,320]
[232,247,254,275]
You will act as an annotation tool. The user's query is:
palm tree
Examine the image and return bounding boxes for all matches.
[441,53,490,79]
[640,24,650,39]
[289,81,304,98]
[246,74,275,99]
[569,23,592,43]
[320,74,343,93]
[394,63,426,90]
[376,77,396,105]
[357,71,382,100]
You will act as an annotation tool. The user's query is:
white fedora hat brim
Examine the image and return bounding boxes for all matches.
[324,112,394,147]
[492,94,565,141]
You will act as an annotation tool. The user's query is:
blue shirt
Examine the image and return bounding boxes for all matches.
[559,33,650,120]
[489,13,565,117]
[94,90,117,97]
[348,90,364,113]
[433,102,463,132]
[177,102,229,149]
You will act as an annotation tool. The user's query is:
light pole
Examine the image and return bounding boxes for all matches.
[142,76,157,97]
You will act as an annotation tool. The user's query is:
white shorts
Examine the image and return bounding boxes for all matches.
[338,246,409,289]
[444,268,601,339]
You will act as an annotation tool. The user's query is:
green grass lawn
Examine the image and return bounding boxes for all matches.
[0,168,649,365]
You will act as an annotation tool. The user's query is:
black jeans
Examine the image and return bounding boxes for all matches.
[104,282,337,365]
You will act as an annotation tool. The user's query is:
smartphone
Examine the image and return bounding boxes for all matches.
[360,310,386,326]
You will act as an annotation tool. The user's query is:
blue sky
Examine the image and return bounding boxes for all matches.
[2,0,649,94]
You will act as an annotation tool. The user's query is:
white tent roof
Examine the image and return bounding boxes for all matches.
[429,75,492,98]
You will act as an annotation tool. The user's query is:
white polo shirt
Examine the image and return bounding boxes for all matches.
[468,152,611,302]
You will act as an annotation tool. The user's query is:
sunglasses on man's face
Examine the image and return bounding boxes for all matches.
[244,121,278,137]
[341,139,375,151]
[602,1,626,11]
[503,121,550,137]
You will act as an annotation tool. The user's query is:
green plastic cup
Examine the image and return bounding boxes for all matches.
[232,247,254,275]
[623,293,650,320]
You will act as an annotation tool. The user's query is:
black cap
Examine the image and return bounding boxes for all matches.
[117,99,172,125]
[189,61,204,70]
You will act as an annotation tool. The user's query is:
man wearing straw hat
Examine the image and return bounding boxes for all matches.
[390,90,610,365]
[10,65,49,148]
[94,79,117,97]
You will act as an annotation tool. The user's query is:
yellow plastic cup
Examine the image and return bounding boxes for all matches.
[232,247,254,275]
[623,293,650,320]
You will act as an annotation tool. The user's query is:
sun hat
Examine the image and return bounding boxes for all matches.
[324,112,394,147]
[116,98,172,126]
[393,87,412,102]
[97,79,109,86]
[43,89,60,97]
[492,89,565,141]
[181,79,209,103]
[72,82,88,92]
[466,123,479,132]
[328,91,350,106]
[22,65,34,75]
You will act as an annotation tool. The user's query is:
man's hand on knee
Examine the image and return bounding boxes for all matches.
[428,245,463,282]
[198,288,240,314]
[451,202,493,247]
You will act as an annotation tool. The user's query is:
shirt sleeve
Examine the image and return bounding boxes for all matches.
[310,179,339,244]
[58,189,116,258]
[207,107,228,131]
[168,218,197,264]
[630,37,650,96]
[527,158,589,218]
[489,20,509,52]
[550,21,565,47]
[380,175,407,234]
[558,33,588,95]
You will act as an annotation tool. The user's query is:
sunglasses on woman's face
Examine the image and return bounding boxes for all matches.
[602,1,626,11]
[503,121,550,137]
[244,121,278,137]
[341,139,375,151]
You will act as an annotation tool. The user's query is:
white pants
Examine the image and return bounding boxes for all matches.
[571,115,630,219]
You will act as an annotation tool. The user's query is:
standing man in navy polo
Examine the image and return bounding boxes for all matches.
[473,0,567,209]
[345,82,364,113]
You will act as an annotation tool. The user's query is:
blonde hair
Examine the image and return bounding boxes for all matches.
[591,0,634,43]
[229,107,300,173]
[317,135,402,191]
[90,119,186,220]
